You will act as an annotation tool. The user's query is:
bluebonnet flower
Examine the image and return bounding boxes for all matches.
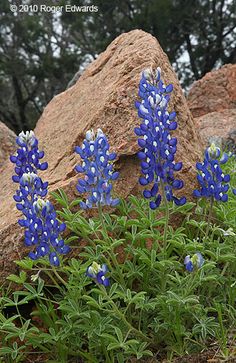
[10,131,48,183]
[135,67,186,209]
[193,143,235,202]
[86,262,110,286]
[10,131,70,266]
[75,128,119,209]
[23,198,69,266]
[13,172,48,212]
[184,252,204,272]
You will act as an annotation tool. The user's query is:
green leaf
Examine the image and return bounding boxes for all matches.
[107,342,123,350]
[83,295,101,309]
[109,283,118,297]
[7,271,27,284]
[0,347,14,355]
[69,199,82,208]
[19,319,30,341]
[100,333,118,344]
[50,189,68,208]
[37,277,44,294]
[15,258,34,270]
[151,250,156,267]
[114,327,123,343]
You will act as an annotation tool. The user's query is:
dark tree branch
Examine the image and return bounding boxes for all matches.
[11,75,27,130]
[22,79,42,114]
[0,108,19,133]
[222,25,236,38]
[184,33,199,79]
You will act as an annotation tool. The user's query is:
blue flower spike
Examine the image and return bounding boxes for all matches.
[75,128,119,209]
[10,131,48,183]
[184,252,204,272]
[135,67,186,209]
[86,262,110,286]
[10,131,70,266]
[193,143,234,202]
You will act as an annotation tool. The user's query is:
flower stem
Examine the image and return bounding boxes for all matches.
[205,197,214,238]
[98,204,126,287]
[52,267,68,287]
[161,182,169,258]
[101,286,153,344]
[98,203,106,235]
[44,270,62,290]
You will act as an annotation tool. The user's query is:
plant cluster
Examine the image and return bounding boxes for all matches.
[10,131,70,266]
[0,68,236,363]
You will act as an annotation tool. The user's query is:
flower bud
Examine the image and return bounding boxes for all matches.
[143,68,153,81]
[86,129,95,141]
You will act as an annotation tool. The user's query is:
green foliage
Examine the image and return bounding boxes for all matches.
[0,159,236,362]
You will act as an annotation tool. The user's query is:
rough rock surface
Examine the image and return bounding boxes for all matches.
[222,128,236,154]
[188,64,236,148]
[188,64,236,118]
[0,29,203,282]
[195,109,236,148]
[0,122,16,169]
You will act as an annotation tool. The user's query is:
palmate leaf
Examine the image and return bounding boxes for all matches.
[15,258,34,270]
[166,291,199,306]
[83,295,102,310]
[7,271,27,284]
[0,347,14,355]
[192,316,219,340]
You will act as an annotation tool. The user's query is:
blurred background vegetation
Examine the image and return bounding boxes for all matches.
[0,0,235,133]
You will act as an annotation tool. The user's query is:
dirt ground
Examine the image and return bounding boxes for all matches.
[24,351,236,363]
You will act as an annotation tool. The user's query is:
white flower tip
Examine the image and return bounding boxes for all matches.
[97,128,104,138]
[86,129,95,141]
[184,255,190,264]
[21,172,37,184]
[143,68,153,80]
[156,67,162,78]
[18,130,35,145]
[33,198,51,212]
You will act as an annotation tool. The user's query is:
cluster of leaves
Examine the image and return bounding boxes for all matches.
[0,158,236,362]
